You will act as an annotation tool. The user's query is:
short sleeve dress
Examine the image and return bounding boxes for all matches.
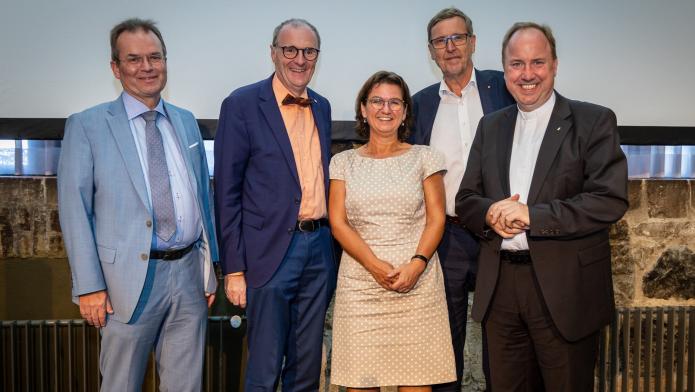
[329,145,456,387]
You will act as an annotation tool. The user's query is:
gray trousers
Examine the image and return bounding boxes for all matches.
[99,251,207,392]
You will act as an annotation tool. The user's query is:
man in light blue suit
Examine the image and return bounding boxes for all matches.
[58,18,217,391]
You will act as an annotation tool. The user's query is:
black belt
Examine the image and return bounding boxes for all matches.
[295,218,328,232]
[500,250,532,264]
[446,215,463,225]
[150,242,196,260]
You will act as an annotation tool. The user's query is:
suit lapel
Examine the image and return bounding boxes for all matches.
[527,93,572,205]
[497,106,517,198]
[259,78,301,187]
[165,103,199,193]
[308,90,330,188]
[106,98,150,209]
[420,86,440,145]
[476,69,494,115]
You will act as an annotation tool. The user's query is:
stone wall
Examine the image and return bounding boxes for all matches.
[1,177,693,391]
[612,179,695,307]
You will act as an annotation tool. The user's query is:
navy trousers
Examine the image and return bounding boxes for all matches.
[244,226,337,392]
[432,221,480,392]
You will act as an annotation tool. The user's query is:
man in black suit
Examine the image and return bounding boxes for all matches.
[411,7,515,391]
[456,22,628,391]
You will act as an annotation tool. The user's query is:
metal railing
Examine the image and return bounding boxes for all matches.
[2,307,693,392]
[597,306,694,392]
[1,317,245,391]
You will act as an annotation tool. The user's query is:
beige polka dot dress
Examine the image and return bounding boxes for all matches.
[329,145,456,387]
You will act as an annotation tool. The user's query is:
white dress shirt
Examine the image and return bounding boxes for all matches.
[122,92,202,251]
[501,92,556,250]
[429,71,484,216]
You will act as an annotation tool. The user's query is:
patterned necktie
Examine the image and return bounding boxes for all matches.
[142,110,176,241]
[282,94,313,107]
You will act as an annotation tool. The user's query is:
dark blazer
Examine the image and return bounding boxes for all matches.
[455,93,628,341]
[214,74,332,288]
[410,69,515,145]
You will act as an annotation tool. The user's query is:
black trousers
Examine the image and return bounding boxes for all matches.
[484,261,599,392]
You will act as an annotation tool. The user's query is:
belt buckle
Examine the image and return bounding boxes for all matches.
[297,220,316,232]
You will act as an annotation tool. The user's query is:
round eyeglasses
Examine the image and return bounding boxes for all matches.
[275,45,320,61]
[367,97,405,111]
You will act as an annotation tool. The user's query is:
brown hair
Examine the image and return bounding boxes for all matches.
[501,22,557,64]
[110,18,167,63]
[354,71,413,142]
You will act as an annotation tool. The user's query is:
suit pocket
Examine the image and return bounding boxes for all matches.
[97,245,117,264]
[578,240,610,266]
[242,209,264,230]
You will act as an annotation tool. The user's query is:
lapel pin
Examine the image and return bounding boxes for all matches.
[556,126,562,132]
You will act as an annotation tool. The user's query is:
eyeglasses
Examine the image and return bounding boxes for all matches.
[275,45,320,61]
[429,33,471,49]
[118,53,166,67]
[367,97,405,111]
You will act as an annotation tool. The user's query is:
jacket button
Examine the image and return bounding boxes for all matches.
[288,227,294,234]
[294,197,301,205]
[146,220,152,227]
[141,253,148,261]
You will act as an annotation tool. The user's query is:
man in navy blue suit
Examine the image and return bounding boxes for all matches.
[214,18,336,392]
[411,8,515,392]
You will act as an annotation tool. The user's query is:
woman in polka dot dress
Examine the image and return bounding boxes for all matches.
[329,71,456,390]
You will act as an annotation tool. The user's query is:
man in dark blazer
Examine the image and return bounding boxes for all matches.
[214,18,336,392]
[456,22,628,391]
[410,8,514,391]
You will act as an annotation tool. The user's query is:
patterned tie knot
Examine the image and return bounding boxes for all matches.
[282,94,313,107]
[142,110,157,123]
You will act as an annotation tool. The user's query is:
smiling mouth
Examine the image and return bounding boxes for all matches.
[376,116,393,121]
[521,83,537,90]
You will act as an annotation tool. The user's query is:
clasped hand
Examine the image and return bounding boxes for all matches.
[369,258,426,293]
[486,194,530,238]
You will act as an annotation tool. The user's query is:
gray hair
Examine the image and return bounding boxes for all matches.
[272,18,321,48]
[427,7,474,41]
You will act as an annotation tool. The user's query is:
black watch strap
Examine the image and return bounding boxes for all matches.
[411,254,429,264]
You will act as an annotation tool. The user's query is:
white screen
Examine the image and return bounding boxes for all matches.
[1,0,694,126]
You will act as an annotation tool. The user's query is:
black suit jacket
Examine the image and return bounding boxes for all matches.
[410,69,515,145]
[455,92,628,341]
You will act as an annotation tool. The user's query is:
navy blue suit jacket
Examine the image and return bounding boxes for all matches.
[214,75,332,287]
[410,69,514,145]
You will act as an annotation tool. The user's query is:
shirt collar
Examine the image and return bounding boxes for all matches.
[438,67,477,98]
[518,91,556,121]
[122,91,167,121]
[272,73,309,107]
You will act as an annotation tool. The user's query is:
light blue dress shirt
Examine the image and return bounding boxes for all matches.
[122,92,202,251]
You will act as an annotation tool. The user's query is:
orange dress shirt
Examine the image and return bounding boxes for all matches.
[272,75,326,220]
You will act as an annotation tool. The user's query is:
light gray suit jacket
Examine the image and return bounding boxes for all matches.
[58,95,218,323]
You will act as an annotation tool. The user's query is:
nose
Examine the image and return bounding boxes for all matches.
[520,64,533,80]
[380,102,393,113]
[141,57,154,71]
[294,51,307,65]
[445,38,457,51]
